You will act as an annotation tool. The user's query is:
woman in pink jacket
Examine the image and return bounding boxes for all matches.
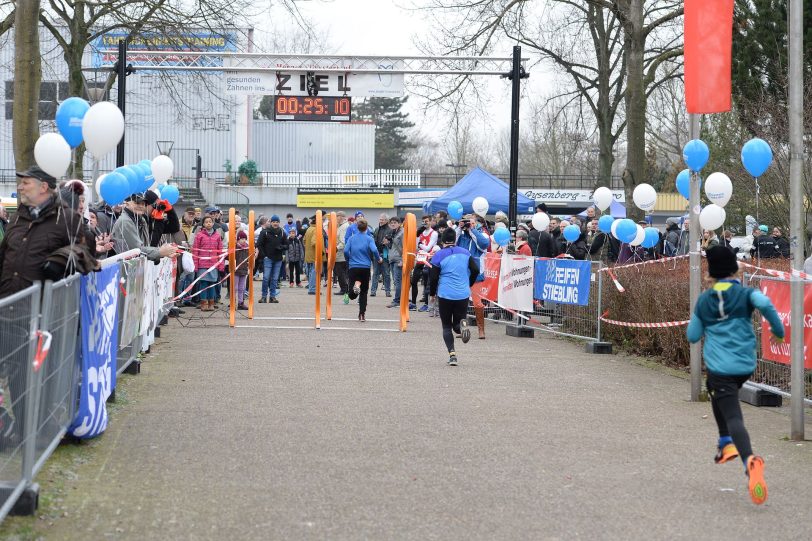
[192,215,225,311]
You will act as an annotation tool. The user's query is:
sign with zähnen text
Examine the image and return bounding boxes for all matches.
[498,254,535,311]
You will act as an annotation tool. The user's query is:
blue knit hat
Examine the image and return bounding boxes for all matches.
[355,211,364,218]
[270,214,280,222]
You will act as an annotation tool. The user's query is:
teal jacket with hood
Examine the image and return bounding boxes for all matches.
[686,279,784,376]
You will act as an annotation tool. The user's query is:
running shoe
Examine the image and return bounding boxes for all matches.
[714,443,739,464]
[460,320,471,343]
[352,282,361,296]
[343,294,350,305]
[408,303,417,311]
[447,352,458,366]
[418,304,429,312]
[746,455,767,505]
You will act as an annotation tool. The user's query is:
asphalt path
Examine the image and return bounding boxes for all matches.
[5,281,811,540]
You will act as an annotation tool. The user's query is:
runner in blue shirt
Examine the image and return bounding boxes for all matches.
[429,228,480,366]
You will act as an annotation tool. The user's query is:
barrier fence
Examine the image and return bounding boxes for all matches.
[0,251,176,523]
[745,274,812,405]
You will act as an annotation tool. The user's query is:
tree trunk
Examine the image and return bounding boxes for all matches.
[13,0,41,171]
[620,0,647,221]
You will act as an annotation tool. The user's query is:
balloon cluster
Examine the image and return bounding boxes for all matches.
[678,138,773,231]
[33,96,179,206]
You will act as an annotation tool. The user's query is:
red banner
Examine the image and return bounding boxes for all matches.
[684,0,734,113]
[472,253,501,302]
[759,280,812,369]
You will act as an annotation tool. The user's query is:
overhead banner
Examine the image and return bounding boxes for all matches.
[498,254,534,312]
[297,189,394,208]
[92,31,238,69]
[533,259,592,306]
[758,280,812,369]
[69,265,121,439]
[270,66,405,97]
[472,253,501,302]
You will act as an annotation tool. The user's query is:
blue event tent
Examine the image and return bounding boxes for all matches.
[423,167,536,215]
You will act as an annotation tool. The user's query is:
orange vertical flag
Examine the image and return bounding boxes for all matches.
[684,0,734,113]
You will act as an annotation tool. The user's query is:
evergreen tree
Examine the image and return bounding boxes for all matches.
[353,97,416,169]
[732,0,812,134]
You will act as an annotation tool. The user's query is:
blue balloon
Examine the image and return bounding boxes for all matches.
[741,138,773,177]
[138,159,155,188]
[641,227,660,249]
[55,97,90,148]
[683,139,710,172]
[563,224,581,242]
[162,185,179,205]
[447,200,464,220]
[114,166,139,195]
[598,215,614,233]
[493,227,510,247]
[99,171,130,206]
[615,218,637,244]
[675,169,691,199]
[132,163,152,192]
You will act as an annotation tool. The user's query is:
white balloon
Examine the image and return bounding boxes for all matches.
[632,183,657,211]
[152,155,174,184]
[611,218,621,239]
[472,196,489,217]
[81,102,124,157]
[630,224,646,246]
[699,204,726,231]
[94,174,106,199]
[34,133,71,179]
[593,186,613,211]
[531,212,550,231]
[704,172,733,207]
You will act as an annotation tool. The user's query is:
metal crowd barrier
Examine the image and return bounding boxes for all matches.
[744,274,812,405]
[522,260,604,343]
[0,251,176,523]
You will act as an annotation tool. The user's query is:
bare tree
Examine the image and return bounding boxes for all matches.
[520,95,592,178]
[12,0,40,169]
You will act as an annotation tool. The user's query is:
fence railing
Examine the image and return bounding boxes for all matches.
[0,251,175,523]
[744,273,812,405]
[203,170,421,188]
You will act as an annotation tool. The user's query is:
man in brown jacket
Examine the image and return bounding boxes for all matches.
[0,166,97,299]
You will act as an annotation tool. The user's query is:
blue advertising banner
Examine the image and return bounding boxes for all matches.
[533,259,592,306]
[91,31,238,69]
[69,266,120,439]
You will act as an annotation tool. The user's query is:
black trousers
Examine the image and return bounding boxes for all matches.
[410,263,428,304]
[347,267,371,315]
[287,261,302,285]
[707,371,753,463]
[438,297,469,353]
[334,261,349,293]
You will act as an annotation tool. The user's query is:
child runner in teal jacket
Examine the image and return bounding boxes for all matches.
[686,246,784,505]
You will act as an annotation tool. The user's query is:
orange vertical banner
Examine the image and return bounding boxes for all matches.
[314,210,324,329]
[684,0,734,113]
[400,213,417,332]
[247,210,255,320]
[326,212,337,320]
[228,208,236,327]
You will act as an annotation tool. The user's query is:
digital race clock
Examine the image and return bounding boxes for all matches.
[273,96,352,122]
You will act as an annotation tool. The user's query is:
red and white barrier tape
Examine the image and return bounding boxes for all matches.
[33,330,52,372]
[740,261,812,282]
[599,315,689,328]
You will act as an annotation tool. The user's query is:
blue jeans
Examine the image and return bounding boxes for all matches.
[390,262,402,302]
[305,262,316,293]
[262,257,283,299]
[371,258,391,294]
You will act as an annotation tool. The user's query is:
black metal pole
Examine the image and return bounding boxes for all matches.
[116,39,127,168]
[507,46,524,234]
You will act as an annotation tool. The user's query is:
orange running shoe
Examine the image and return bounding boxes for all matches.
[746,455,768,505]
[714,443,739,464]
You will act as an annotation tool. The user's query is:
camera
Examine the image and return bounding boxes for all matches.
[461,221,471,230]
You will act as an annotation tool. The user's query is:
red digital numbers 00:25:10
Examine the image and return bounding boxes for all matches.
[274,96,351,117]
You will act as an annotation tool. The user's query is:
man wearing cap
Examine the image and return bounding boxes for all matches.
[344,211,370,242]
[751,225,777,259]
[111,190,178,262]
[256,215,288,303]
[0,166,97,298]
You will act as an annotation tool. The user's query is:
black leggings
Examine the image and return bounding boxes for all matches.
[347,267,371,315]
[438,297,469,353]
[707,372,753,463]
[410,264,428,304]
